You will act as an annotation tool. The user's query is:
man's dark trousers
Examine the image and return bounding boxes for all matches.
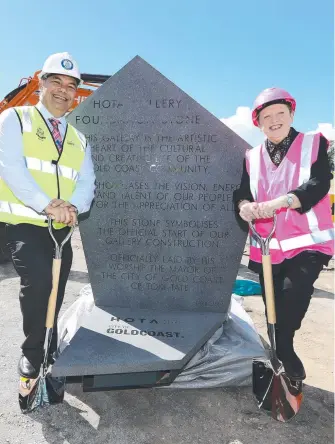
[6,223,72,370]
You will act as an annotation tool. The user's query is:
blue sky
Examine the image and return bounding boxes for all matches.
[0,0,333,141]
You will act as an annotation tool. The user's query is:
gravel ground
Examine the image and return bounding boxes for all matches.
[0,230,333,444]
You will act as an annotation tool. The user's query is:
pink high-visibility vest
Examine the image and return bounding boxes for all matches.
[246,132,334,264]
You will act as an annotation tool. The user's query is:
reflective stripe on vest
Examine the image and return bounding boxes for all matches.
[280,228,334,251]
[21,107,33,132]
[0,201,46,220]
[250,236,281,249]
[249,144,261,200]
[250,228,334,252]
[298,135,320,232]
[25,157,79,181]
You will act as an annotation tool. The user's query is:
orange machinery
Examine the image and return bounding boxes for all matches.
[0,71,110,114]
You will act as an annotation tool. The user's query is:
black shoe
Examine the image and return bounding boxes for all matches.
[274,328,306,381]
[281,352,306,381]
[18,356,39,379]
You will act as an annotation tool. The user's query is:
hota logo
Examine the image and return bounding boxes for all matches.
[36,127,46,141]
[110,316,158,324]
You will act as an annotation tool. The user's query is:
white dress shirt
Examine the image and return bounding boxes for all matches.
[0,102,95,214]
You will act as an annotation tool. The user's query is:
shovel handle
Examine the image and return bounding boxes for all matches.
[261,255,276,325]
[46,258,62,328]
[45,217,75,329]
[248,215,277,325]
[48,217,75,259]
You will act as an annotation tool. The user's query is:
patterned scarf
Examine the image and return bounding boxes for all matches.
[266,127,295,166]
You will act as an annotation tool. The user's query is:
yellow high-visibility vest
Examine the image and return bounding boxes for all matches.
[0,106,86,228]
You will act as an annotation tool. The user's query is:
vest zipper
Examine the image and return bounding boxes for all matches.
[56,163,60,199]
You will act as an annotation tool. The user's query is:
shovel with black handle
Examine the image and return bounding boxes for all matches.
[19,217,75,413]
[250,214,303,422]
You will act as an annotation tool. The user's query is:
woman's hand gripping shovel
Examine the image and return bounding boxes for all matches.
[19,217,75,414]
[249,214,303,422]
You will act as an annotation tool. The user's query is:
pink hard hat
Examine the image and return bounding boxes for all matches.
[252,87,296,127]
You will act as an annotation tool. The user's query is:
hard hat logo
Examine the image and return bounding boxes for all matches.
[61,59,74,71]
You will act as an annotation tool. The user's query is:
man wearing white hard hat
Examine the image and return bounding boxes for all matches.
[0,52,95,380]
[233,88,333,381]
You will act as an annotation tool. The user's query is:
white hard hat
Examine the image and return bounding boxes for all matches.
[39,52,81,84]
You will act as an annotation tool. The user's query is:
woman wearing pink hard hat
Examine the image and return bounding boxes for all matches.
[233,87,334,381]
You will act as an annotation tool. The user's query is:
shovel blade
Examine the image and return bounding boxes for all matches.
[45,374,66,404]
[19,374,65,414]
[252,359,274,412]
[252,359,303,422]
[19,376,40,414]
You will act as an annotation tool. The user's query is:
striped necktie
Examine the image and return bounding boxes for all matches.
[49,118,63,154]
